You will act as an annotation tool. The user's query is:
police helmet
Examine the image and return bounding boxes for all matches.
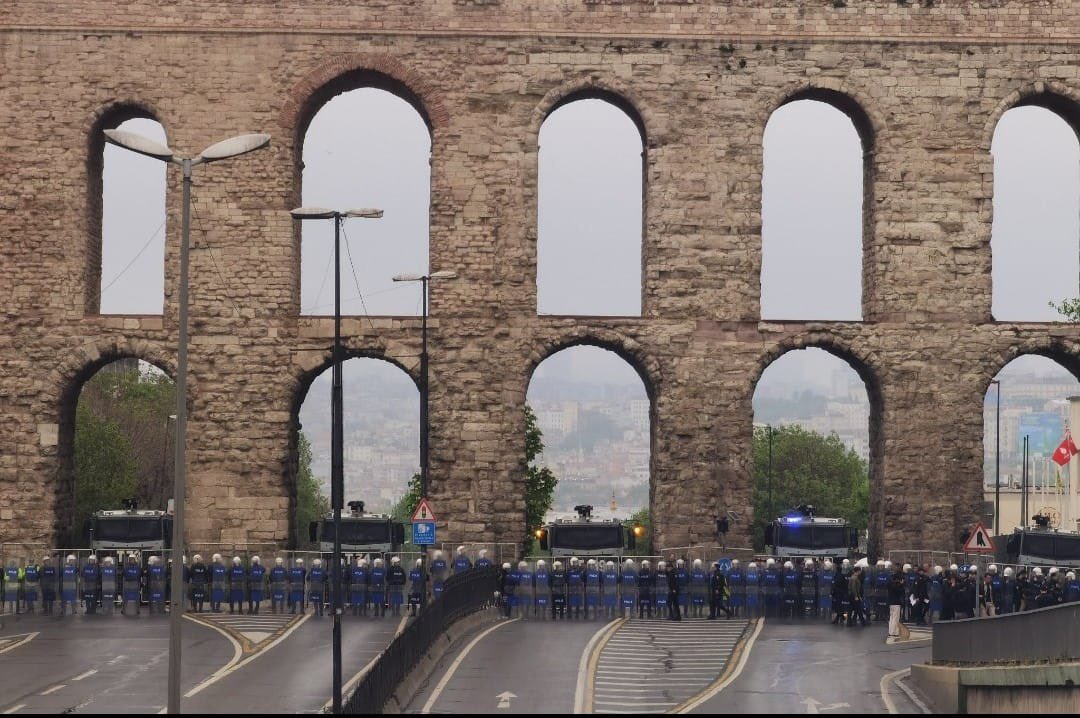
[149,556,160,566]
[823,560,834,570]
[783,560,793,570]
[949,563,958,572]
[374,558,384,567]
[212,553,222,563]
[537,559,547,568]
[233,556,242,565]
[693,558,703,568]
[416,558,423,568]
[676,558,685,568]
[748,561,757,570]
[295,557,305,565]
[66,554,76,562]
[127,552,138,561]
[193,554,203,563]
[841,558,851,568]
[478,549,488,558]
[1049,567,1059,576]
[1033,567,1044,577]
[623,558,634,568]
[314,558,323,567]
[731,559,740,568]
[1068,571,1076,580]
[1004,567,1014,578]
[968,565,977,575]
[988,564,998,574]
[275,557,284,566]
[433,550,444,560]
[502,562,511,570]
[518,561,528,570]
[765,558,775,567]
[657,561,666,570]
[587,559,597,567]
[88,555,98,563]
[103,556,114,565]
[641,560,650,568]
[903,563,912,572]
[934,565,943,575]
[605,561,615,570]
[804,558,814,568]
[251,556,260,564]
[390,556,400,565]
[553,561,563,570]
[876,559,885,568]
[884,560,892,569]
[456,545,466,555]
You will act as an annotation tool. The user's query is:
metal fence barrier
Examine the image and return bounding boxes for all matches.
[932,600,1080,665]
[344,565,498,714]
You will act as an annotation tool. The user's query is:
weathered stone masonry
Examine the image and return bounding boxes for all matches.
[1,1,1079,554]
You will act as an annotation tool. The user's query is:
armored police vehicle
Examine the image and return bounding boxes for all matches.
[309,501,406,553]
[89,502,173,553]
[764,505,857,560]
[1005,514,1080,569]
[536,505,642,558]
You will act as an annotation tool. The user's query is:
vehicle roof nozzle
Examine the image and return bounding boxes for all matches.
[122,497,138,512]
[574,504,594,520]
[347,501,365,516]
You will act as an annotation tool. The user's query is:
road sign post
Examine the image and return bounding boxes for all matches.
[962,521,996,553]
[413,520,436,546]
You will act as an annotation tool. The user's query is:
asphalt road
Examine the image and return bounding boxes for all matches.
[692,619,932,714]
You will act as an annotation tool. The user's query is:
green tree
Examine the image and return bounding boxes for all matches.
[626,507,652,556]
[390,473,423,525]
[751,424,869,551]
[294,431,330,549]
[74,403,138,546]
[523,405,558,553]
[1050,298,1080,321]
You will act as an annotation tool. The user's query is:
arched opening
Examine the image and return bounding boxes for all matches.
[525,345,653,546]
[293,357,420,547]
[537,95,645,316]
[92,114,168,315]
[984,355,1080,535]
[751,347,877,553]
[761,93,870,320]
[61,359,176,547]
[991,101,1080,321]
[300,84,432,316]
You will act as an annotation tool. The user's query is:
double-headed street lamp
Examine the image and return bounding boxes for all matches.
[104,128,269,715]
[392,270,458,500]
[290,207,382,715]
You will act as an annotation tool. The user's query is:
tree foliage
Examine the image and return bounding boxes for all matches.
[74,404,138,545]
[751,424,869,551]
[390,473,423,526]
[1050,298,1080,322]
[626,506,652,556]
[294,431,330,550]
[523,405,558,553]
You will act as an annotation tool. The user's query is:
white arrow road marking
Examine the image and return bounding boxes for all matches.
[496,691,517,709]
[802,697,850,714]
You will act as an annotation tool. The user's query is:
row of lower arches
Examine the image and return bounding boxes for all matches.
[62,345,1080,549]
[94,84,1079,321]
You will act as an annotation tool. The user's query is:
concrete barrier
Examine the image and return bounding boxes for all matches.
[911,662,1080,714]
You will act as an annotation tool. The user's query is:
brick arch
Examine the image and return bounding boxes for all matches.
[524,330,661,405]
[981,82,1080,152]
[979,340,1080,400]
[85,102,170,315]
[528,78,654,152]
[760,80,883,155]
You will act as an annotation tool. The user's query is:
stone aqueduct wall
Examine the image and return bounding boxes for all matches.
[1,1,1079,553]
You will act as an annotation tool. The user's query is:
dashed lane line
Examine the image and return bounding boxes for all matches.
[1,704,25,714]
[39,685,65,696]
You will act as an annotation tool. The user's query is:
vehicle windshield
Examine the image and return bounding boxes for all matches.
[321,519,391,545]
[777,524,848,550]
[94,517,164,543]
[551,524,623,551]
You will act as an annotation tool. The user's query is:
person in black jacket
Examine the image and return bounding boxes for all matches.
[830,567,849,625]
[667,556,682,621]
[708,562,733,619]
[911,566,930,625]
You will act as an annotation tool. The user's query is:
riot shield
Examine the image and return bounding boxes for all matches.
[516,563,535,618]
[534,561,552,619]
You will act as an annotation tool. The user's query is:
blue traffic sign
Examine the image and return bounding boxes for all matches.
[718,558,732,571]
[412,520,436,546]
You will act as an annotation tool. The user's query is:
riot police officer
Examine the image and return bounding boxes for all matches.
[270,557,288,614]
[228,557,246,614]
[452,546,472,574]
[873,560,890,621]
[550,560,567,620]
[369,558,386,616]
[430,550,448,600]
[476,549,493,570]
[987,564,1003,617]
[602,560,619,619]
[637,559,654,619]
[1001,566,1016,615]
[708,561,733,620]
[22,558,40,614]
[41,555,58,615]
[309,558,328,617]
[208,554,227,613]
[902,563,916,621]
[781,560,799,619]
[3,559,21,615]
[1065,571,1080,603]
[689,559,708,618]
[799,558,817,619]
[745,561,760,618]
[654,560,670,618]
[911,565,929,625]
[929,565,943,622]
[349,556,368,616]
[122,553,143,615]
[567,558,584,619]
[99,556,119,615]
[408,558,426,616]
[830,561,848,625]
[818,560,835,621]
[387,556,408,616]
[516,560,534,618]
[584,559,601,620]
[674,558,690,618]
[534,559,552,619]
[665,559,682,621]
[500,562,516,618]
[147,555,167,614]
[60,554,79,616]
[188,554,209,613]
[762,558,780,618]
[620,559,637,618]
[82,555,101,615]
[248,556,266,615]
[288,558,306,615]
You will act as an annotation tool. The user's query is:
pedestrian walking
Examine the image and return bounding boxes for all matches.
[708,562,732,620]
[847,567,867,626]
[887,565,904,637]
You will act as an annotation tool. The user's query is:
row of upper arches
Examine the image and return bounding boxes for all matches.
[88,74,1079,321]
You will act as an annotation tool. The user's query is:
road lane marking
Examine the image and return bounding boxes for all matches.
[895,671,931,714]
[881,667,929,714]
[1,704,25,714]
[71,669,98,681]
[0,633,38,655]
[39,685,66,696]
[671,617,764,714]
[421,618,519,714]
[575,618,624,714]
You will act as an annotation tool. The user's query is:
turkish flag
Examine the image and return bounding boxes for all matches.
[1052,434,1079,466]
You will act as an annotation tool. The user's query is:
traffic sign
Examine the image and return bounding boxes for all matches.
[411,498,437,522]
[717,558,732,571]
[962,521,995,553]
[412,520,436,546]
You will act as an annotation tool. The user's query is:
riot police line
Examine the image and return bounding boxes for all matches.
[0,545,507,619]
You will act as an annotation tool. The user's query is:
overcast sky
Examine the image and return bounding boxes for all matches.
[101,93,1078,391]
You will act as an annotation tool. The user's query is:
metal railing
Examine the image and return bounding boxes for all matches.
[344,565,498,714]
[933,600,1080,665]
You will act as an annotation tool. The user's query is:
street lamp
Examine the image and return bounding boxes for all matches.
[391,270,458,500]
[990,379,1001,534]
[104,128,269,716]
[290,206,382,716]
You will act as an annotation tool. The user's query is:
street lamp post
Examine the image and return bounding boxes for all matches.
[392,271,458,500]
[104,128,269,715]
[767,425,774,523]
[290,207,382,715]
[991,379,1001,533]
